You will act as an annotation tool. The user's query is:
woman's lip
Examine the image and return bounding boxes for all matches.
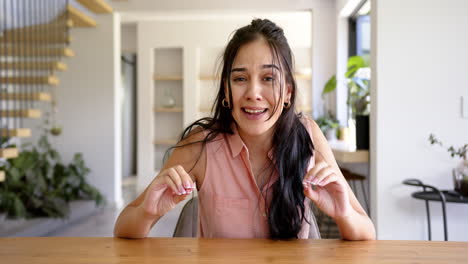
[241,108,268,120]
[242,107,268,110]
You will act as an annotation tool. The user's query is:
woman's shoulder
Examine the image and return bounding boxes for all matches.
[298,114,319,136]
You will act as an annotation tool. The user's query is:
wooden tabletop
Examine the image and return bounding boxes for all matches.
[1,237,467,263]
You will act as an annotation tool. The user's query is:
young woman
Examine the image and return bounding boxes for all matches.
[114,19,375,240]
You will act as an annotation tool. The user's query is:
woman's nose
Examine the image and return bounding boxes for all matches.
[244,79,263,101]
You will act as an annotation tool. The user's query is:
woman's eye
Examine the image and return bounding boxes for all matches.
[233,77,246,82]
[264,76,275,82]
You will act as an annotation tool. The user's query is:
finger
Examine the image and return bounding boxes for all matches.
[174,192,191,203]
[313,167,335,185]
[303,161,328,184]
[317,173,337,187]
[303,183,319,202]
[164,174,183,195]
[166,167,187,195]
[309,165,334,185]
[174,165,194,193]
[320,173,344,187]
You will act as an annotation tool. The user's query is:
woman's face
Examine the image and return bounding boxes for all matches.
[227,38,291,137]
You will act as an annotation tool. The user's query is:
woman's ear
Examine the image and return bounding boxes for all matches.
[224,81,230,103]
[285,83,292,103]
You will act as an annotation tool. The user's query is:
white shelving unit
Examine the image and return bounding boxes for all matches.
[197,47,223,118]
[153,47,184,169]
[292,47,312,116]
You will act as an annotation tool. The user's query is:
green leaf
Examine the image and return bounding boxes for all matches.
[11,196,26,218]
[322,75,337,97]
[8,167,23,183]
[345,55,369,78]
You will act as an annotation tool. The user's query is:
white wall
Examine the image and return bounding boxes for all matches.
[112,0,333,14]
[54,14,123,207]
[311,7,337,118]
[372,0,468,241]
[121,24,137,52]
[136,14,315,192]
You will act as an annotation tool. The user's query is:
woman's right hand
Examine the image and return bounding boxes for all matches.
[139,165,195,217]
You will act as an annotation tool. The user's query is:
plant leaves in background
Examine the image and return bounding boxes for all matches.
[0,134,105,219]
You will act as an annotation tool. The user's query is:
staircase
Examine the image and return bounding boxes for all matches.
[0,0,113,182]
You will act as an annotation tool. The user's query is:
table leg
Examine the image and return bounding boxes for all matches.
[425,200,431,241]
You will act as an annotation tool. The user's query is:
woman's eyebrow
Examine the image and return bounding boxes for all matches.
[262,64,280,71]
[231,67,246,72]
[230,64,280,72]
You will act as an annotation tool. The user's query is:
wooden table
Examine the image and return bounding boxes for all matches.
[1,237,467,263]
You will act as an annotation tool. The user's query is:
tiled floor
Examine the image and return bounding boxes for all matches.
[50,178,190,237]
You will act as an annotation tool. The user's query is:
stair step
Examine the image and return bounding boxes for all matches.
[0,76,59,85]
[0,109,41,118]
[4,19,73,34]
[0,47,74,57]
[0,62,67,71]
[1,129,32,138]
[0,92,52,101]
[0,148,19,159]
[77,0,113,14]
[0,171,4,182]
[67,5,97,27]
[0,34,71,44]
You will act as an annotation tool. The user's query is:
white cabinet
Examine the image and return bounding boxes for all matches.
[153,47,183,169]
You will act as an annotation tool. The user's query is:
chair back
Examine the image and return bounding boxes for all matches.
[173,196,321,239]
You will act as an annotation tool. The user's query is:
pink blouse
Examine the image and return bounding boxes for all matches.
[197,117,315,238]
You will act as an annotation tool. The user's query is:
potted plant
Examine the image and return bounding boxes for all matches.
[315,113,339,141]
[0,117,104,219]
[323,55,370,149]
[429,134,468,195]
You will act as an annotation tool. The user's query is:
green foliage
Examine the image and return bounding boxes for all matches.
[0,134,104,219]
[315,113,339,134]
[428,134,468,160]
[322,55,371,116]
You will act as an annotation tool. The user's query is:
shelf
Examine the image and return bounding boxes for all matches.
[297,106,312,112]
[295,74,312,80]
[77,0,113,14]
[1,129,32,138]
[332,148,369,163]
[0,148,19,159]
[199,75,219,81]
[199,107,212,112]
[154,139,178,145]
[153,75,183,81]
[154,107,183,113]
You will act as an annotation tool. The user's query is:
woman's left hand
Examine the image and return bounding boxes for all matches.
[303,161,353,220]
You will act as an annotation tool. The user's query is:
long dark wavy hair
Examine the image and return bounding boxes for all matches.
[168,18,314,239]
